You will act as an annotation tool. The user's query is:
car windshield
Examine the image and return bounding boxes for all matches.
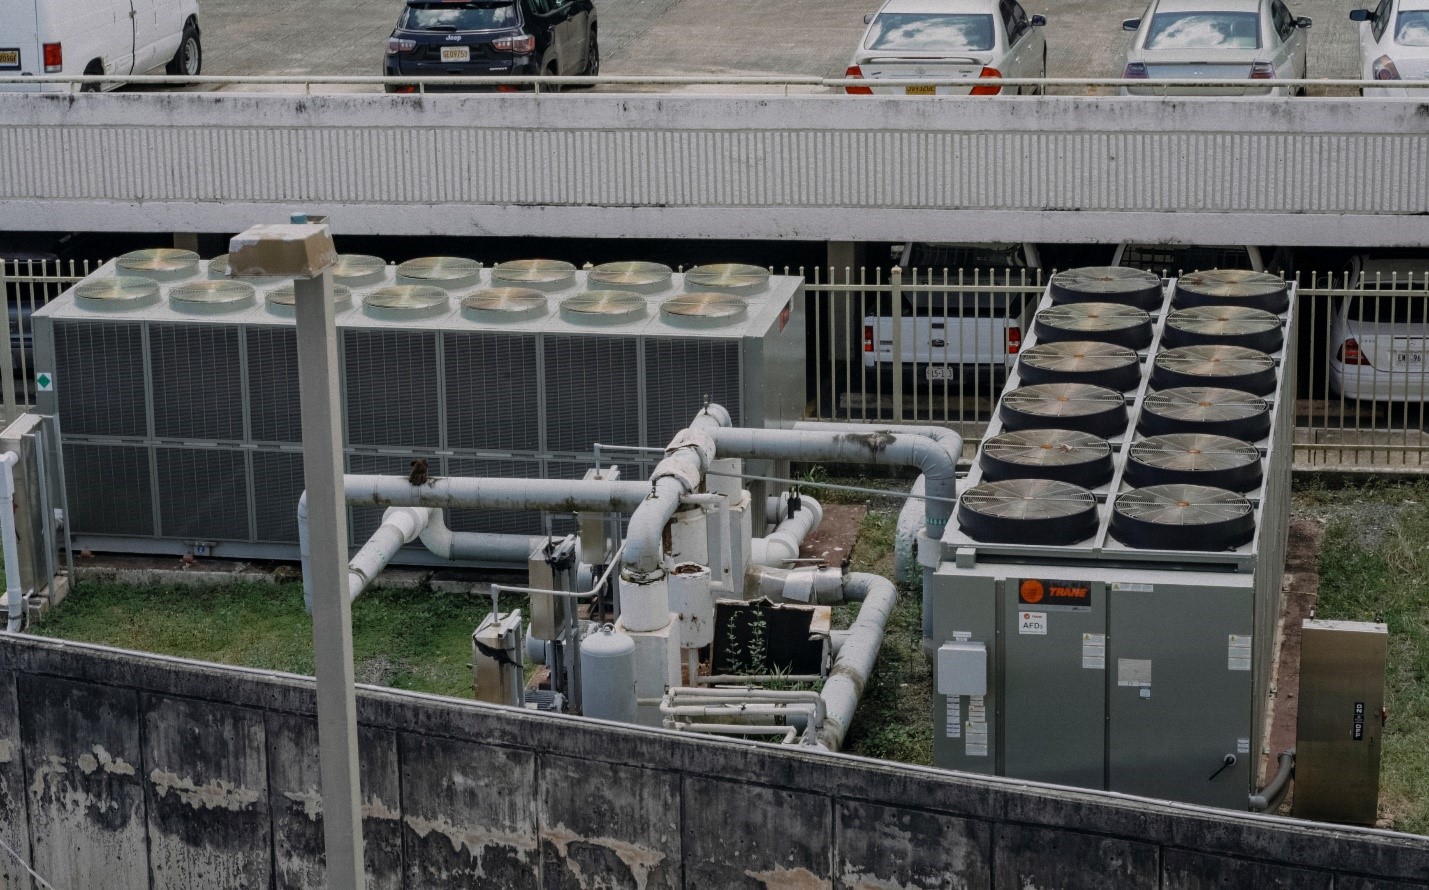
[865,13,996,52]
[1145,12,1261,49]
[399,2,518,31]
[1396,11,1429,45]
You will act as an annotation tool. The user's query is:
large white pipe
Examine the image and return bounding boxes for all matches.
[418,510,547,563]
[622,408,727,580]
[347,507,432,600]
[0,452,23,632]
[707,427,959,536]
[819,572,898,750]
[750,492,823,568]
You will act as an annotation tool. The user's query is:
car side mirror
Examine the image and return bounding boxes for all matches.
[1296,16,1312,27]
[863,12,874,23]
[1122,18,1140,31]
[1348,8,1372,21]
[1031,14,1046,26]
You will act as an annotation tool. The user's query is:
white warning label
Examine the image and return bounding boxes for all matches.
[945,698,961,738]
[1118,658,1152,688]
[966,695,989,756]
[1018,612,1048,635]
[1228,634,1253,671]
[1082,633,1106,670]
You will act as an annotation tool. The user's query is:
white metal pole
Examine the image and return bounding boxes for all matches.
[294,268,366,889]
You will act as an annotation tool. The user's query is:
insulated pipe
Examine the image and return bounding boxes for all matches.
[343,475,649,512]
[1248,750,1296,812]
[750,493,823,568]
[707,428,959,536]
[819,572,898,750]
[622,409,727,581]
[0,452,23,632]
[347,507,432,602]
[418,510,547,563]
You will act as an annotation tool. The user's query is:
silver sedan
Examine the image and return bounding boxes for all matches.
[1120,0,1311,96]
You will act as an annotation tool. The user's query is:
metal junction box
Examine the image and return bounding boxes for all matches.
[1293,619,1388,825]
[930,273,1296,808]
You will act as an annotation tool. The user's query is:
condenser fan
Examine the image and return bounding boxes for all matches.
[1048,266,1162,310]
[957,478,1100,546]
[461,288,547,320]
[1033,302,1153,350]
[492,259,577,285]
[685,264,770,290]
[1138,386,1272,440]
[1110,484,1255,551]
[207,254,231,278]
[661,292,748,325]
[1162,305,1283,353]
[1173,269,1290,314]
[561,290,646,322]
[1125,434,1263,491]
[1150,345,1277,396]
[999,383,1129,438]
[364,285,450,315]
[169,280,256,309]
[979,429,1115,488]
[1016,341,1142,391]
[330,254,388,287]
[591,261,673,288]
[116,248,199,281]
[266,282,353,307]
[396,256,483,289]
[74,277,162,311]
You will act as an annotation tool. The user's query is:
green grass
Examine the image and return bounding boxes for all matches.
[1316,497,1429,835]
[31,581,498,699]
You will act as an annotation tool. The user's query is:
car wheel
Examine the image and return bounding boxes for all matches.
[81,61,102,92]
[542,60,561,93]
[584,28,600,78]
[166,21,201,77]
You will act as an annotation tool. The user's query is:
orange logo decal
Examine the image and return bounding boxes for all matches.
[1020,579,1044,604]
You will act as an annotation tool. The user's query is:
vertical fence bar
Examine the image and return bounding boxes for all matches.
[0,260,15,423]
[890,266,903,422]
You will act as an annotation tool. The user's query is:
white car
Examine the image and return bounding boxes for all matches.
[0,0,201,93]
[845,0,1047,96]
[1120,0,1310,96]
[1350,0,1429,96]
[1329,254,1429,403]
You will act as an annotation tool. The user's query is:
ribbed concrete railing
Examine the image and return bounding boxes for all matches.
[1,88,1427,244]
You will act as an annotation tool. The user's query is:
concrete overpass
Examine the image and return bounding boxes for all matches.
[2,87,1427,246]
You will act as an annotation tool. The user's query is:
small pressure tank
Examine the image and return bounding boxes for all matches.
[581,625,637,724]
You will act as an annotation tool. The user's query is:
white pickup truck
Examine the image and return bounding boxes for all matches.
[861,242,1041,390]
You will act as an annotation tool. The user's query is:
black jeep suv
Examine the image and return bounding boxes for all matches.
[384,0,598,91]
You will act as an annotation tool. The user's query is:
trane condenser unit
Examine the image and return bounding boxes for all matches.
[33,255,806,562]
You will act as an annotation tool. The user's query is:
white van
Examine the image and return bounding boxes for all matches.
[0,0,201,92]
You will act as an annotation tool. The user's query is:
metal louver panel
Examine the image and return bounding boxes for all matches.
[543,335,639,452]
[443,332,540,451]
[643,338,742,448]
[54,320,147,437]
[447,457,544,534]
[251,450,305,543]
[150,323,243,440]
[156,448,250,540]
[63,443,153,537]
[246,327,302,443]
[343,330,440,448]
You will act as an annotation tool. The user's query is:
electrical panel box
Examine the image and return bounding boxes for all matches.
[936,641,987,697]
[1293,619,1388,825]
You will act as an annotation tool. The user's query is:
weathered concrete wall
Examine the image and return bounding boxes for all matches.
[0,634,1424,889]
[1,92,1427,245]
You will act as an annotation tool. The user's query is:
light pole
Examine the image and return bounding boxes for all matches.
[229,221,365,890]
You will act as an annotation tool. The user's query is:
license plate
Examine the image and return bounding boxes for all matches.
[1392,352,1424,366]
[440,46,470,63]
[925,366,955,380]
[0,49,19,70]
[905,84,935,95]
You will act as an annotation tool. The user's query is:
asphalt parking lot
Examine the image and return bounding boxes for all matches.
[179,0,1363,91]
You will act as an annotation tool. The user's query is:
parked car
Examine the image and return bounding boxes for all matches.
[1329,253,1429,402]
[861,242,1040,390]
[0,0,201,93]
[1120,0,1310,96]
[1112,242,1270,274]
[384,0,597,92]
[1350,0,1429,96]
[845,0,1047,96]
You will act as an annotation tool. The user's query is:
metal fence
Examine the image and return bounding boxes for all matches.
[5,258,1429,470]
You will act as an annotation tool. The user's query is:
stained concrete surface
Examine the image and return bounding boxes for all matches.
[184,0,1365,87]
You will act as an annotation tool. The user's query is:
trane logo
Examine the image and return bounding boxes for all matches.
[1019,579,1091,606]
